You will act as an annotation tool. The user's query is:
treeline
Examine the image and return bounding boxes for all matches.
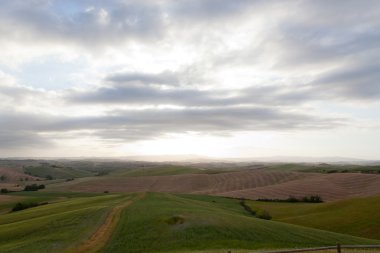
[256,195,323,203]
[24,184,45,191]
[0,184,45,194]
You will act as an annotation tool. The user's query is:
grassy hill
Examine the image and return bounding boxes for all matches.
[0,192,129,253]
[100,193,378,253]
[246,195,380,240]
[0,192,378,253]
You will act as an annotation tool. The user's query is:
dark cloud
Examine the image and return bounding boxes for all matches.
[68,81,315,108]
[311,61,380,101]
[0,105,344,147]
[0,130,52,149]
[106,71,179,86]
[169,0,255,20]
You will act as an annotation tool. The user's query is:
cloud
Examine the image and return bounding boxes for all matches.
[0,0,379,156]
[311,61,380,101]
[0,0,165,49]
[106,71,179,86]
[0,104,344,148]
[0,130,51,149]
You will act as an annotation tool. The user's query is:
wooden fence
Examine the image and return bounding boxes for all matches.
[226,244,380,253]
[257,244,380,253]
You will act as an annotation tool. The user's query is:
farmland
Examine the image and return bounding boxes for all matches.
[0,191,378,253]
[0,159,380,252]
[245,195,380,240]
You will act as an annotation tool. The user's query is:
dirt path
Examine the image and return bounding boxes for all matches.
[72,193,145,253]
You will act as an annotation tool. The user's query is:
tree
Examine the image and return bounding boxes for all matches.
[0,175,6,181]
[0,188,9,194]
[256,210,272,220]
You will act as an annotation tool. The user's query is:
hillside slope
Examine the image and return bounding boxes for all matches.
[100,193,378,253]
[246,195,380,240]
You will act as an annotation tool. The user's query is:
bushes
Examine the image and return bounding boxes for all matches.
[240,199,271,220]
[11,202,48,212]
[0,188,9,194]
[240,199,256,215]
[256,210,272,220]
[257,195,323,203]
[302,195,323,203]
[24,184,45,191]
[166,215,185,225]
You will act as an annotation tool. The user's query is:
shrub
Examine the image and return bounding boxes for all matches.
[45,175,53,180]
[256,210,272,220]
[24,184,45,191]
[240,199,256,216]
[303,195,323,203]
[166,215,185,225]
[0,188,9,194]
[11,202,48,212]
[286,196,299,202]
[256,195,323,203]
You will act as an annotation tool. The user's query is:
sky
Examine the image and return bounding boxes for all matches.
[0,0,380,159]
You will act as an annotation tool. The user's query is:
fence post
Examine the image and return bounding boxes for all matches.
[337,242,341,253]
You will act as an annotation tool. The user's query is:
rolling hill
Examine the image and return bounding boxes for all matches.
[0,192,378,253]
[246,195,380,240]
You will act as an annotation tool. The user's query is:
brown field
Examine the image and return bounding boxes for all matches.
[0,194,20,202]
[220,172,380,201]
[0,167,40,182]
[49,170,380,201]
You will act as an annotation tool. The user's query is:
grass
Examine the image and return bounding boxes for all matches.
[100,193,378,253]
[0,193,129,253]
[0,191,378,253]
[246,195,380,240]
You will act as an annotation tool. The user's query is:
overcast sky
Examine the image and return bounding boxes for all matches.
[0,0,379,159]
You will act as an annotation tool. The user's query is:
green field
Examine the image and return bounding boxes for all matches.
[246,195,380,240]
[100,193,378,253]
[0,192,129,253]
[0,191,379,253]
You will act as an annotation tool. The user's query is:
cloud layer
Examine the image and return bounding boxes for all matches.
[0,0,379,157]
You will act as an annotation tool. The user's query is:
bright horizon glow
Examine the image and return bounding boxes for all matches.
[0,1,379,160]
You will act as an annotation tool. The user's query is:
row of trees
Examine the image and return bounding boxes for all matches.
[256,195,323,203]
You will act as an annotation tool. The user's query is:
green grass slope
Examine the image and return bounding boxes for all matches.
[0,193,128,253]
[246,195,380,240]
[101,193,378,253]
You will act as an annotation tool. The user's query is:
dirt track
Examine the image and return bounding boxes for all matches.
[72,193,145,253]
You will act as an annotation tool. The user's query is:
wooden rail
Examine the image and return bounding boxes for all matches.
[227,244,380,253]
